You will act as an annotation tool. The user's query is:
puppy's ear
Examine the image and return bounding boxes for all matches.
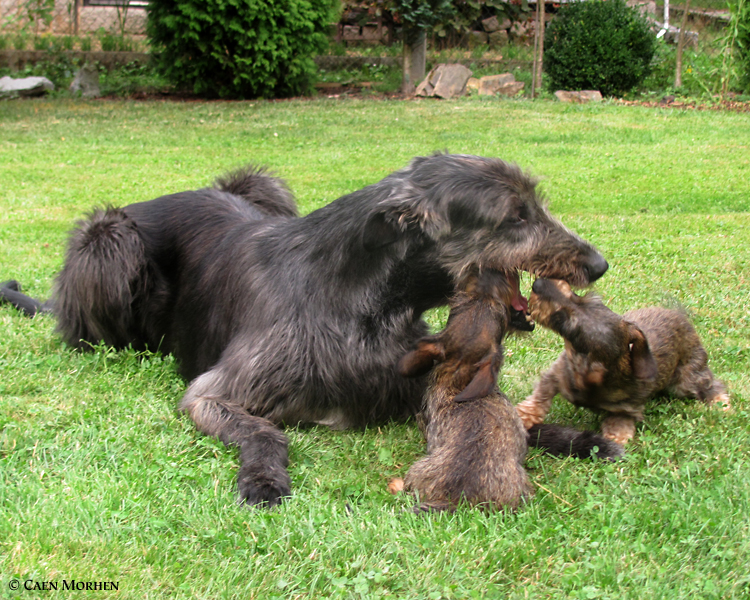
[454,357,499,402]
[397,340,444,378]
[628,326,658,381]
[585,362,607,386]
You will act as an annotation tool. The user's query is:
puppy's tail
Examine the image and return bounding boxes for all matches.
[214,165,298,219]
[0,280,52,317]
[527,424,624,461]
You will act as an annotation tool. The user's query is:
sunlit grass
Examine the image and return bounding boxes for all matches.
[0,97,748,599]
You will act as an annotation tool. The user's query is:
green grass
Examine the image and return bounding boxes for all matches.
[1,97,749,600]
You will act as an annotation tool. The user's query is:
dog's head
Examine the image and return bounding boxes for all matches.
[362,154,608,320]
[529,278,658,385]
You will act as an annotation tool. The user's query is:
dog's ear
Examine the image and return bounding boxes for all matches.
[363,201,450,252]
[362,212,402,251]
[628,326,658,381]
[454,356,499,402]
[397,339,444,377]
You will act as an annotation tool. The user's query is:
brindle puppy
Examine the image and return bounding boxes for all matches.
[516,278,730,444]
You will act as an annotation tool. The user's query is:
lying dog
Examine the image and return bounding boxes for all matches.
[516,278,730,444]
[397,271,623,512]
[4,155,609,507]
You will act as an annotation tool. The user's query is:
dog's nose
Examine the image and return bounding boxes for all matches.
[585,254,609,283]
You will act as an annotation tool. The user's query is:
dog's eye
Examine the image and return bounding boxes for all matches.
[506,216,526,226]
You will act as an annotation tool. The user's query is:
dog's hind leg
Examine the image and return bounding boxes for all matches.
[180,369,291,507]
[671,350,731,412]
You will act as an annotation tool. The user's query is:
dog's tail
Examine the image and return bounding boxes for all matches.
[527,424,624,461]
[213,165,299,219]
[0,280,52,317]
[52,207,149,350]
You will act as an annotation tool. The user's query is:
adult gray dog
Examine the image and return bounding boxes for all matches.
[2,153,608,507]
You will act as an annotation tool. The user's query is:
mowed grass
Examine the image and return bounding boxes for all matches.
[0,97,748,600]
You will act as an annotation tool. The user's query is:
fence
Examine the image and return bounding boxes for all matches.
[0,0,147,39]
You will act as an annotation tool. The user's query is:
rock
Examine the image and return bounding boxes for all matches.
[662,26,699,47]
[483,15,511,31]
[509,21,531,41]
[415,64,473,99]
[477,73,516,96]
[627,0,656,16]
[468,30,489,48]
[496,81,525,96]
[488,30,509,48]
[0,75,54,97]
[482,15,501,32]
[466,77,480,93]
[554,90,604,103]
[69,63,100,98]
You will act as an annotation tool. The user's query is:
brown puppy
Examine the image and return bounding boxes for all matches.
[397,271,623,512]
[397,270,532,512]
[516,278,730,444]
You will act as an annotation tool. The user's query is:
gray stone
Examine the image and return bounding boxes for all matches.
[663,25,699,47]
[482,15,501,32]
[495,81,525,97]
[0,75,54,97]
[478,73,516,96]
[509,21,530,41]
[488,30,509,48]
[466,77,480,93]
[69,63,100,98]
[416,64,473,99]
[627,0,656,16]
[468,30,489,48]
[554,90,603,103]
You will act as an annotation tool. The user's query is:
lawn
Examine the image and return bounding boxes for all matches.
[0,96,748,600]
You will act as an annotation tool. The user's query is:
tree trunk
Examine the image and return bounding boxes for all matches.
[532,0,546,98]
[536,0,545,93]
[674,0,691,89]
[402,30,427,95]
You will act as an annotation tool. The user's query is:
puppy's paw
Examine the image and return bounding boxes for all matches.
[237,466,291,508]
[601,415,636,445]
[708,392,732,413]
[388,477,405,494]
[515,398,547,429]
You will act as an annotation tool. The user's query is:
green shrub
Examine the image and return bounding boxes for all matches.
[733,0,750,91]
[146,0,338,99]
[544,0,657,97]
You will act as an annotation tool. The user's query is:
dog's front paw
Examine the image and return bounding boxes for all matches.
[515,398,547,429]
[237,465,291,508]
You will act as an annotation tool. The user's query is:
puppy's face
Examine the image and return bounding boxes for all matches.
[529,279,657,393]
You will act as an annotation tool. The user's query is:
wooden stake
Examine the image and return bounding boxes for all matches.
[675,0,691,89]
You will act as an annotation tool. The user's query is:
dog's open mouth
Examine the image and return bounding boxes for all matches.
[508,270,535,331]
